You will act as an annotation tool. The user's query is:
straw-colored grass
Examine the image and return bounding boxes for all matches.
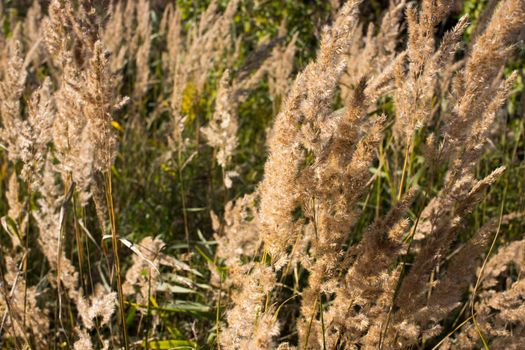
[0,0,524,349]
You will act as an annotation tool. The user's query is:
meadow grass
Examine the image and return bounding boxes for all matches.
[0,0,524,349]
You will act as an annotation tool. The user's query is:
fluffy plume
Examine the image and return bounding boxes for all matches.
[202,70,239,187]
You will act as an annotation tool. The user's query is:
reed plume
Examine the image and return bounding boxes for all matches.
[0,0,524,349]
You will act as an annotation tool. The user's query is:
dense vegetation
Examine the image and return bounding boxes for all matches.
[0,0,524,349]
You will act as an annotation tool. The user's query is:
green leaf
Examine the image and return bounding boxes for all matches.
[141,339,196,349]
[156,282,197,294]
[160,301,211,313]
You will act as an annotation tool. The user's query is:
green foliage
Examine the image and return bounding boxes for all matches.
[1,0,524,348]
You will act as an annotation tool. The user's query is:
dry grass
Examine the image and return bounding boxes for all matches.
[0,0,524,349]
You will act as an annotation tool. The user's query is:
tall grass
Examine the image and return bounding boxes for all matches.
[0,0,524,349]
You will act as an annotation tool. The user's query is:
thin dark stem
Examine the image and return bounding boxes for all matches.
[104,171,129,350]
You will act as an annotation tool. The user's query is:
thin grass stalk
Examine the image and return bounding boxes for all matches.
[72,196,86,295]
[216,273,222,350]
[22,182,30,330]
[0,269,11,348]
[104,171,129,350]
[57,179,72,348]
[469,174,508,350]
[397,139,412,201]
[303,297,318,350]
[431,313,476,350]
[380,202,424,346]
[177,147,190,245]
[319,294,326,350]
[144,273,152,350]
[82,227,111,348]
[0,252,27,347]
